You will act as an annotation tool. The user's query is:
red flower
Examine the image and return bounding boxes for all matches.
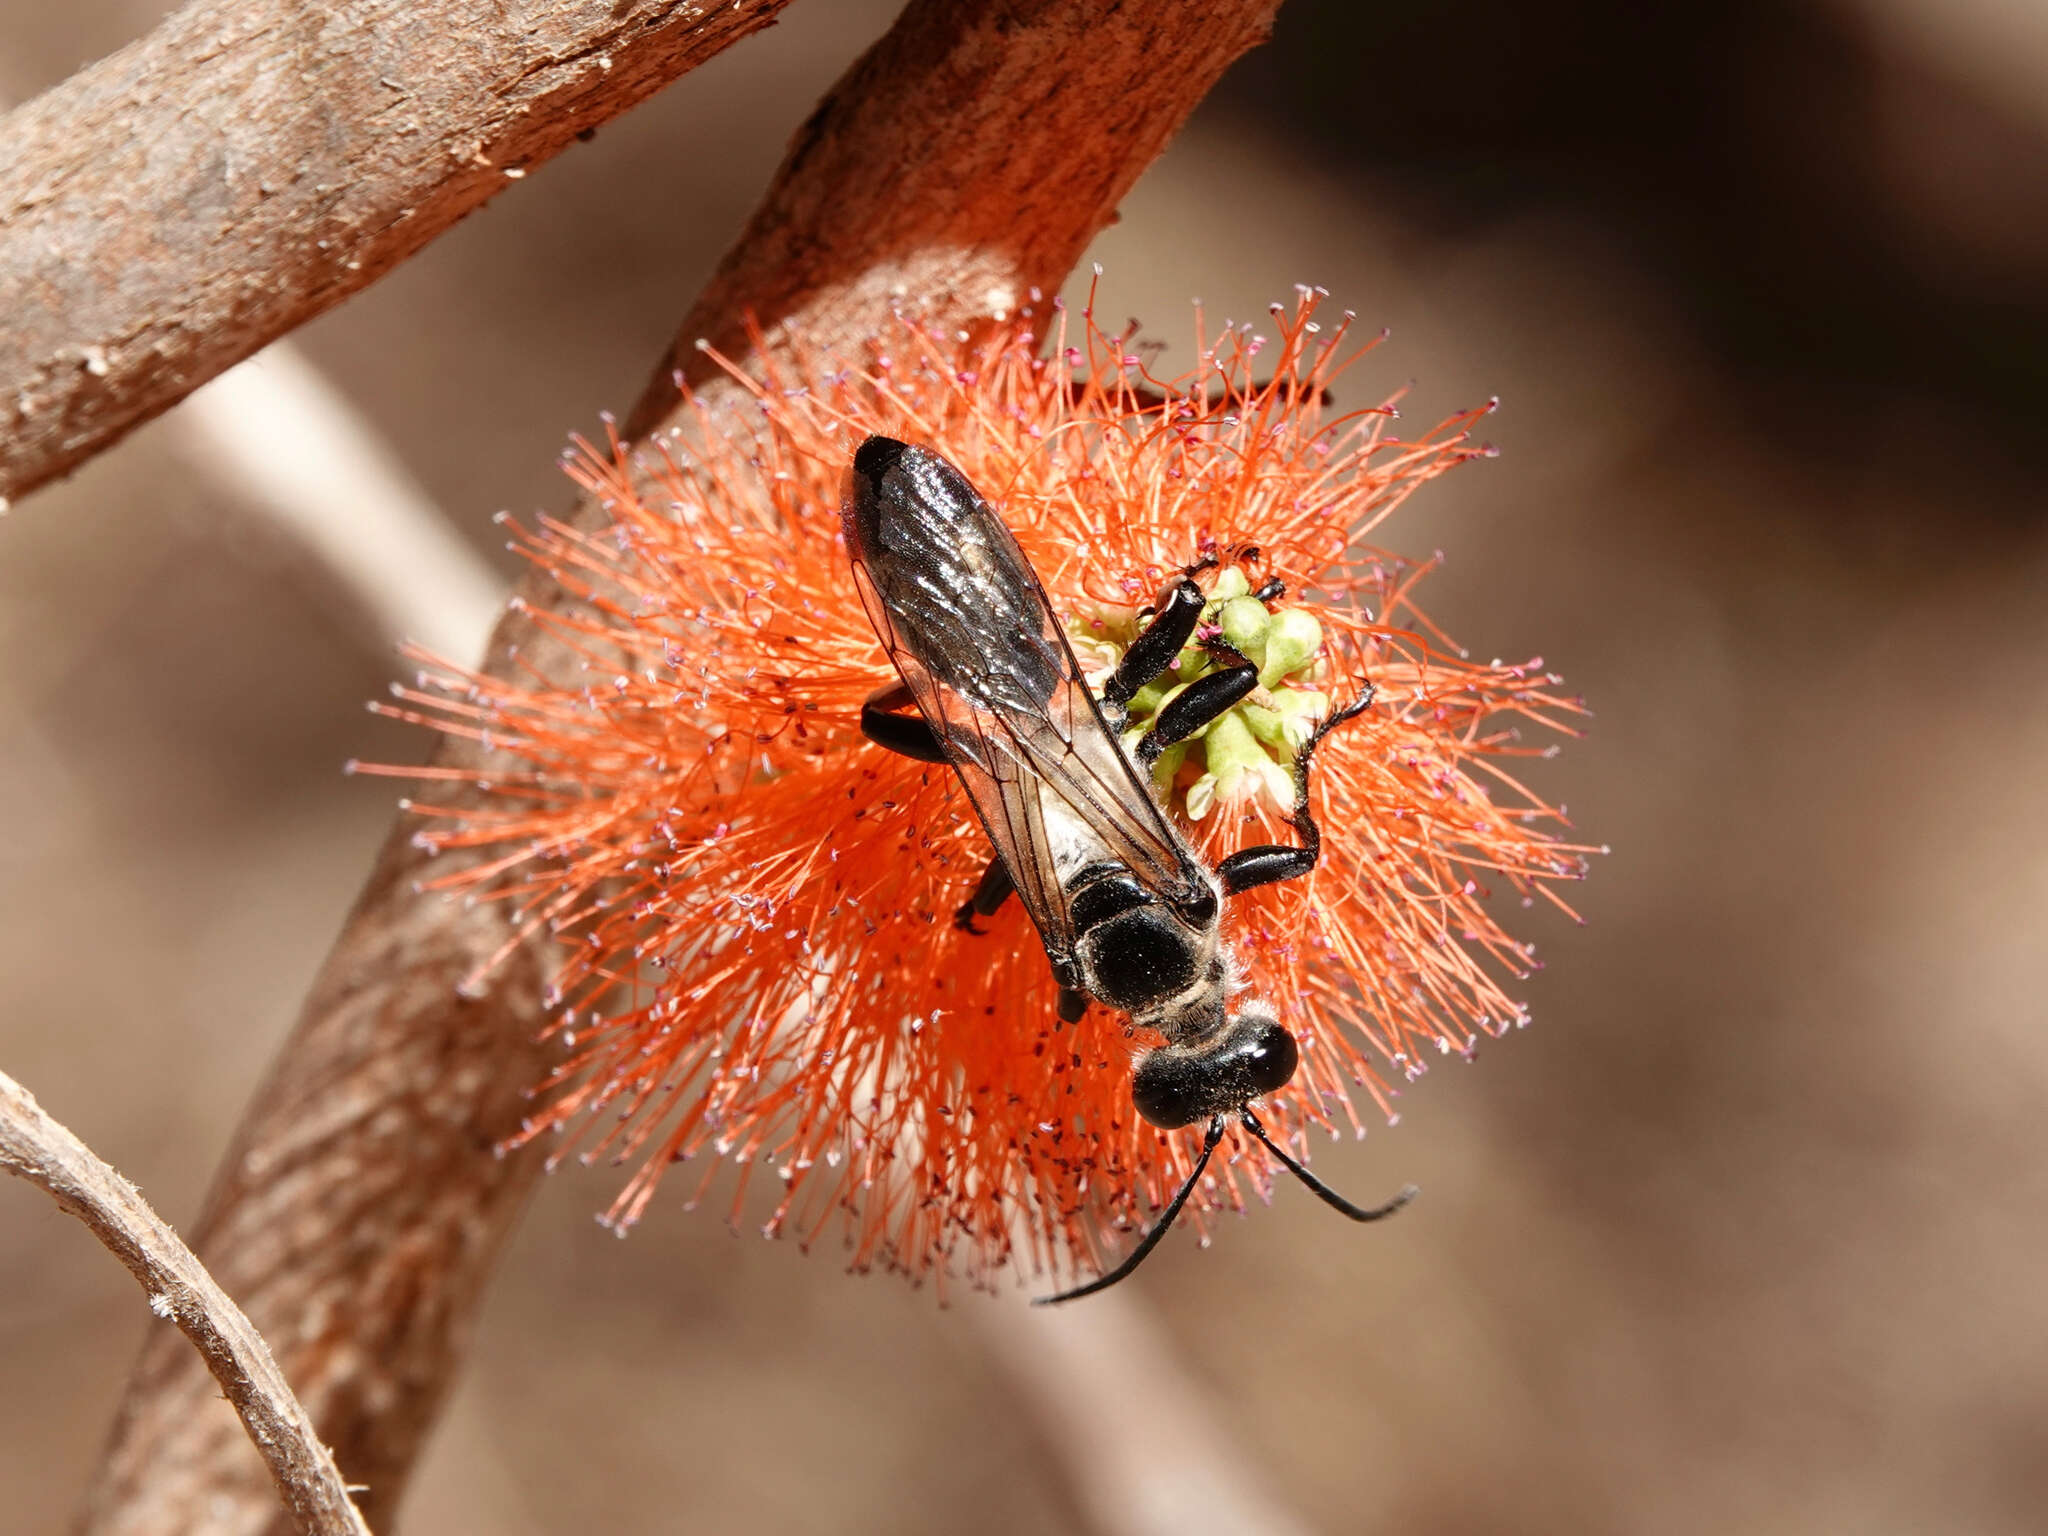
[360,286,1596,1294]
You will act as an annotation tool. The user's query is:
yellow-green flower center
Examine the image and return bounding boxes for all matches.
[1070,568,1330,821]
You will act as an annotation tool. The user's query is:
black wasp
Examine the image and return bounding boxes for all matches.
[842,436,1413,1304]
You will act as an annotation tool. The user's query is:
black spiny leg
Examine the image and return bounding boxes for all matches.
[860,681,949,763]
[1102,567,1212,726]
[1135,652,1260,769]
[954,857,1015,933]
[1216,684,1375,895]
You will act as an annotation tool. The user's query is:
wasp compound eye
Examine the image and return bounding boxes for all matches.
[1240,1015,1298,1098]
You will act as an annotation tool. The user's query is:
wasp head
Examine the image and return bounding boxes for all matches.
[1130,1000,1298,1129]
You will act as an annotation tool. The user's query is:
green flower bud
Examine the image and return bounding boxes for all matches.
[1208,566,1251,602]
[1126,677,1169,718]
[1240,701,1290,751]
[1216,596,1272,668]
[1272,686,1330,750]
[1259,607,1324,689]
[1201,707,1266,779]
[1147,738,1189,792]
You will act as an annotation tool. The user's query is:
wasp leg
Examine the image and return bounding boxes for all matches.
[1057,987,1090,1024]
[954,857,1015,933]
[1135,658,1260,769]
[1216,685,1375,895]
[860,682,950,764]
[1105,551,1284,727]
[1103,573,1209,723]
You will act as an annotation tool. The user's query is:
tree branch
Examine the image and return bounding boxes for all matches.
[0,0,794,509]
[634,0,1284,426]
[83,3,1281,1531]
[0,1069,371,1536]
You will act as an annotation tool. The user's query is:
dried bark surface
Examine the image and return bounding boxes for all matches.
[0,1070,370,1536]
[82,845,556,1536]
[0,0,794,507]
[83,2,1281,1531]
[635,0,1283,423]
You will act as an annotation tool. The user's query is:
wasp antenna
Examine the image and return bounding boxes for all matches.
[1240,1110,1416,1223]
[1033,1116,1227,1306]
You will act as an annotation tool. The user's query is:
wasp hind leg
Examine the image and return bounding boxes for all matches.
[954,857,1015,933]
[1215,685,1375,896]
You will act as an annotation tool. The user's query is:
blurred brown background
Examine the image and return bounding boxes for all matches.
[4,1,2046,1531]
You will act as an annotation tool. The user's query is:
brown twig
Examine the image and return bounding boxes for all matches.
[0,0,794,508]
[0,1069,371,1536]
[82,3,1282,1532]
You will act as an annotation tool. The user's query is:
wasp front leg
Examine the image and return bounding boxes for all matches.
[1101,568,1212,727]
[1133,656,1261,770]
[1108,559,1276,757]
[1215,685,1375,895]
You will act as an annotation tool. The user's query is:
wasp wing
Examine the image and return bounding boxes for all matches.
[842,438,1208,975]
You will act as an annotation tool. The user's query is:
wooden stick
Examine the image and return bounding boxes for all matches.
[0,0,794,507]
[82,4,1281,1531]
[0,1069,371,1536]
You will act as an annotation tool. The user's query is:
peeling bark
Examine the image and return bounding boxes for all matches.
[0,0,794,506]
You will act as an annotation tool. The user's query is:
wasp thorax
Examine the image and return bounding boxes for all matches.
[1130,1005,1300,1128]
